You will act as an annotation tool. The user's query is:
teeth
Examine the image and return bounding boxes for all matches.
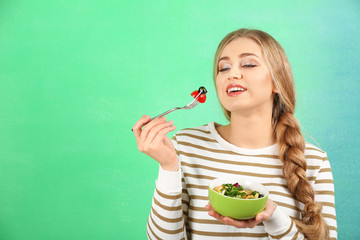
[227,87,246,93]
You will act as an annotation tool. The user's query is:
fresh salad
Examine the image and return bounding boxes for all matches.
[213,183,264,199]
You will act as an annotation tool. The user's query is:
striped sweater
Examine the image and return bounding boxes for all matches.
[147,122,337,239]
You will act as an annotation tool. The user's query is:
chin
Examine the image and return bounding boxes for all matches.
[221,103,247,112]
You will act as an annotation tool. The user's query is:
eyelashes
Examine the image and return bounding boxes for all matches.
[218,64,257,72]
[243,64,257,68]
[219,67,230,72]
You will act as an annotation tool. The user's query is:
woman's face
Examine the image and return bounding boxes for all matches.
[216,38,277,116]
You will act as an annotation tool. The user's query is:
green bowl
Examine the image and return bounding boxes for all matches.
[208,177,269,220]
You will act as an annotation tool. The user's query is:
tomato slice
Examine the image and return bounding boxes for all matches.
[198,93,206,103]
[191,90,199,99]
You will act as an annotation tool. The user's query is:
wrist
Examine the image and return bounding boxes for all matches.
[160,155,179,172]
[263,203,291,235]
[161,158,179,172]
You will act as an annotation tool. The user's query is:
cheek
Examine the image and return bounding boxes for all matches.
[264,74,275,92]
[215,76,223,93]
[216,74,228,87]
[253,71,273,89]
[215,84,223,100]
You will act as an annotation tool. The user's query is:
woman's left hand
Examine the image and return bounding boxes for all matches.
[205,199,277,228]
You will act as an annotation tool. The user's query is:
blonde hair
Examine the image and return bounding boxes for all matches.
[213,28,329,239]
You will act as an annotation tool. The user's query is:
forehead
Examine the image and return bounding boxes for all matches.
[219,38,263,60]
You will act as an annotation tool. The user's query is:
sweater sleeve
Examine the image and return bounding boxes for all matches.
[263,204,305,239]
[146,136,189,240]
[314,153,337,239]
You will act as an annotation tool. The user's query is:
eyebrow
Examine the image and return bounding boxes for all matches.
[218,53,259,62]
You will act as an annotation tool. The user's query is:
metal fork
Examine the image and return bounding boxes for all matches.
[131,87,206,131]
[149,91,202,121]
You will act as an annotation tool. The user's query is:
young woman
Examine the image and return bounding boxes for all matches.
[133,28,337,239]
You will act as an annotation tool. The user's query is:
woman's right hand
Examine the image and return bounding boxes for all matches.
[132,115,179,171]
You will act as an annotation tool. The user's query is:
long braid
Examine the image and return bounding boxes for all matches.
[274,109,329,239]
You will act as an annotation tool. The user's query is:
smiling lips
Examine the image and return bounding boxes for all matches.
[226,84,247,97]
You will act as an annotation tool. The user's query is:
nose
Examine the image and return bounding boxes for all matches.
[227,72,243,80]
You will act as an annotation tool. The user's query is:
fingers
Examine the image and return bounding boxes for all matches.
[151,124,176,146]
[140,117,172,146]
[205,203,260,229]
[255,199,277,222]
[132,115,167,143]
[205,204,236,225]
[223,217,258,228]
[132,115,151,141]
[205,204,223,220]
[133,115,176,157]
[206,199,277,227]
[143,119,174,145]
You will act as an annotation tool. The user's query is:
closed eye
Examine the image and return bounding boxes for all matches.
[243,64,257,68]
[219,67,230,72]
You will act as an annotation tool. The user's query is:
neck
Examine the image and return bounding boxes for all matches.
[218,110,276,149]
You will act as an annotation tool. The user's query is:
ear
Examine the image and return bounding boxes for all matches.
[272,82,279,93]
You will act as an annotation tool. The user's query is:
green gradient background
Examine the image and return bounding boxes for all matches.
[0,0,359,239]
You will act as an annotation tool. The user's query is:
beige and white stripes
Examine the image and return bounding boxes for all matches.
[147,122,337,239]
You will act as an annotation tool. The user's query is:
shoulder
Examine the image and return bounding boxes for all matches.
[304,142,327,158]
[304,142,330,169]
[171,122,216,143]
[172,122,212,137]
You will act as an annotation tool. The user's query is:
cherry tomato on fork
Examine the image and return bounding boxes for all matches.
[191,90,207,103]
[191,86,207,103]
